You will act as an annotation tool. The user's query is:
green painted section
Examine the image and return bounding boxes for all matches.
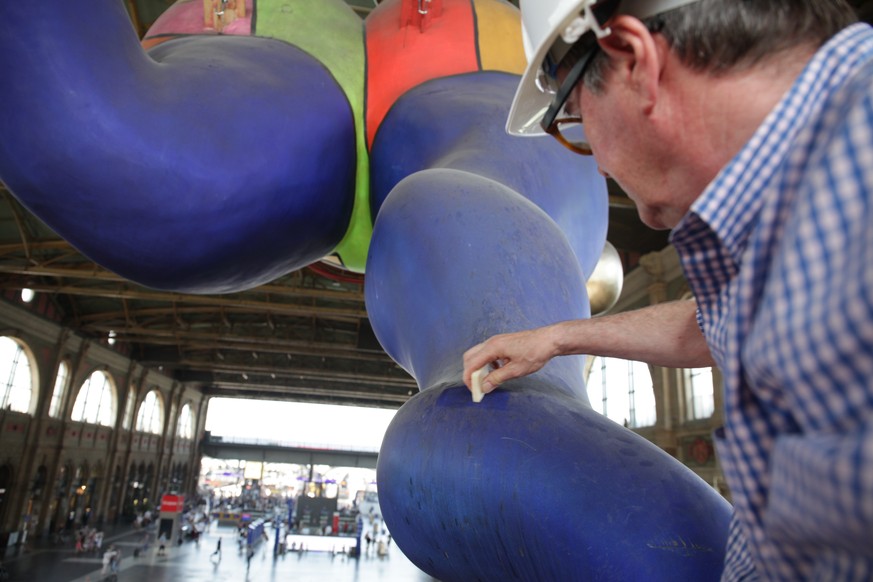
[255,0,372,272]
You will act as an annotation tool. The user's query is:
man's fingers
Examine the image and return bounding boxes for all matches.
[463,335,515,392]
[480,365,512,392]
[484,359,538,390]
[463,342,494,387]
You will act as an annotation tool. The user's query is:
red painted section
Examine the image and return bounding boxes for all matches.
[365,0,479,147]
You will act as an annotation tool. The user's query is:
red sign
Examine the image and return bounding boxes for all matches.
[160,494,184,513]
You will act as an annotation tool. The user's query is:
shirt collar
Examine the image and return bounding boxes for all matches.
[672,23,873,264]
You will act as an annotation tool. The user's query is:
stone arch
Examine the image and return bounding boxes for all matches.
[66,461,91,527]
[145,463,155,511]
[0,464,13,528]
[50,462,73,533]
[107,463,123,524]
[27,465,49,536]
[122,461,139,521]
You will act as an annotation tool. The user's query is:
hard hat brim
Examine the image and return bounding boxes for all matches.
[505,0,702,137]
[505,4,583,137]
[505,66,556,137]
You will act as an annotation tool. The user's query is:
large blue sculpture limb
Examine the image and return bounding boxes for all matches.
[370,73,608,282]
[366,80,732,581]
[0,0,355,292]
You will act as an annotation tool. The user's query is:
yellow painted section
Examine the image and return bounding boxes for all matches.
[474,0,526,74]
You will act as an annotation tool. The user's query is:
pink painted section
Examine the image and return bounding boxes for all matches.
[144,0,253,38]
[222,3,253,36]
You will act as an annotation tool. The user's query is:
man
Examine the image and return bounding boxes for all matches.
[101,545,118,576]
[463,0,872,579]
[110,547,122,574]
[156,531,167,556]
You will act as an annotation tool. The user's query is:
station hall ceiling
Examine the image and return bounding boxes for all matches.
[1,0,871,410]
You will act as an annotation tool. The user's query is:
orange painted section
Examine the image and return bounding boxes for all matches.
[141,36,178,50]
[365,0,479,147]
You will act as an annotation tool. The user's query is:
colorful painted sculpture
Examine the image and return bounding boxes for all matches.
[0,0,731,579]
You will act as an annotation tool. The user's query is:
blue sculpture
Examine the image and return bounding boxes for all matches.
[0,0,731,579]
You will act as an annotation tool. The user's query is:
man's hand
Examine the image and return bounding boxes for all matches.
[462,325,560,396]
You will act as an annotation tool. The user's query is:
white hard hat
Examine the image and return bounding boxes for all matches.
[506,0,702,136]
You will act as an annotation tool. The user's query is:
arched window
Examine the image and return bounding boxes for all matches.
[122,387,136,430]
[177,403,194,440]
[0,336,36,414]
[136,390,164,434]
[685,367,714,420]
[48,360,70,418]
[71,370,116,426]
[586,356,656,428]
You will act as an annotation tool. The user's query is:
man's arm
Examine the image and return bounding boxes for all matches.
[462,299,714,394]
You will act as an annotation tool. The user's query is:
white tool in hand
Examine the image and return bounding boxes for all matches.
[470,366,490,403]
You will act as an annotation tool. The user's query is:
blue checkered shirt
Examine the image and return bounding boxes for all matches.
[671,23,873,581]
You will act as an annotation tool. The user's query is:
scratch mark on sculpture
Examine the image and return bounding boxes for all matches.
[647,536,713,557]
[500,437,537,451]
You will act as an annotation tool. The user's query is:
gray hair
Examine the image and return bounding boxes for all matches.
[579,0,858,93]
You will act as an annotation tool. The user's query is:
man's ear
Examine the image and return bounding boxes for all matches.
[595,15,663,113]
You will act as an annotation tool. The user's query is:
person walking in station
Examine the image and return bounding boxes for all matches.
[156,532,167,557]
[211,537,222,562]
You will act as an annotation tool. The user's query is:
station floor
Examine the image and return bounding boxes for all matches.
[0,524,439,582]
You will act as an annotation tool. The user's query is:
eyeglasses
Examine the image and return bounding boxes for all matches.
[544,117,592,156]
[539,44,599,156]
